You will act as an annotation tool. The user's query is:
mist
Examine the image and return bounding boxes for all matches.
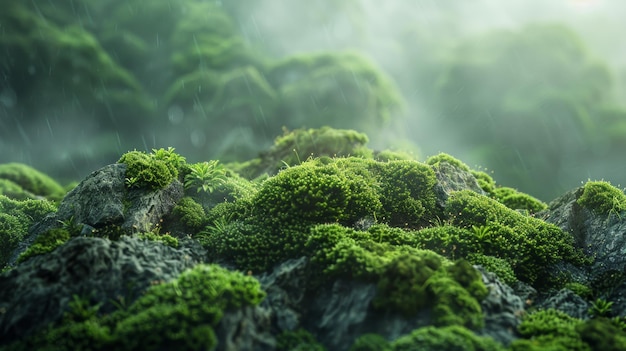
[1,0,625,201]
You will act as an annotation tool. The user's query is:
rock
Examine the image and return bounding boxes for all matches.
[542,187,626,285]
[9,163,184,266]
[536,288,589,320]
[215,305,275,351]
[432,161,486,208]
[0,236,200,343]
[476,266,526,345]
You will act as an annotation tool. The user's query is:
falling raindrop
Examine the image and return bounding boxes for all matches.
[168,105,184,125]
[190,130,206,148]
[0,87,17,108]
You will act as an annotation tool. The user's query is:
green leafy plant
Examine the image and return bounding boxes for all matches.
[471,223,493,243]
[589,298,614,318]
[184,160,227,193]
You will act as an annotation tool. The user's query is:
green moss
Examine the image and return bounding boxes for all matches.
[136,232,179,248]
[564,282,593,299]
[467,253,518,285]
[426,153,471,172]
[577,180,626,216]
[252,160,380,228]
[493,187,547,213]
[471,170,497,196]
[375,149,417,162]
[9,264,264,351]
[237,127,374,179]
[118,148,185,190]
[511,309,588,351]
[171,197,206,232]
[0,163,66,201]
[349,333,391,351]
[16,228,71,263]
[276,328,327,351]
[577,317,626,351]
[391,325,505,351]
[445,190,581,286]
[0,195,57,269]
[373,160,438,228]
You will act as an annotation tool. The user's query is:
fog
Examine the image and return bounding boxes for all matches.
[1,0,625,200]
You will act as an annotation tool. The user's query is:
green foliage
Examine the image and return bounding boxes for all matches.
[0,163,66,201]
[276,329,327,351]
[16,228,71,263]
[136,231,178,249]
[349,333,391,351]
[251,159,380,228]
[0,195,57,269]
[564,282,593,299]
[444,190,581,286]
[511,308,587,351]
[467,253,517,285]
[268,51,403,130]
[9,264,263,351]
[236,127,373,179]
[391,325,505,351]
[426,153,471,172]
[493,187,547,213]
[373,160,438,228]
[577,180,626,217]
[171,197,206,232]
[577,318,626,351]
[432,23,618,199]
[118,148,184,190]
[588,298,614,318]
[183,161,227,194]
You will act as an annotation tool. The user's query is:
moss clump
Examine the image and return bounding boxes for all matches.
[349,333,391,351]
[305,224,487,328]
[510,309,588,351]
[16,228,71,263]
[136,232,178,248]
[276,328,327,351]
[9,264,265,351]
[235,127,373,179]
[373,160,438,228]
[118,148,186,190]
[171,197,206,232]
[0,163,66,201]
[0,195,57,269]
[493,187,547,213]
[426,153,471,172]
[391,325,505,351]
[577,180,626,216]
[445,190,581,286]
[467,253,517,285]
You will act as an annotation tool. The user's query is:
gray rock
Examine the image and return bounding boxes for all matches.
[476,266,526,345]
[215,305,275,351]
[542,187,626,285]
[0,236,200,343]
[10,163,184,266]
[431,161,486,208]
[536,288,589,320]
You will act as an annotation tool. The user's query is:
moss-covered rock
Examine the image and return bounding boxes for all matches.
[0,163,66,201]
[391,325,505,351]
[577,180,626,216]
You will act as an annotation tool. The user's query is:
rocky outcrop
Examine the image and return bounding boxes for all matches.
[0,236,201,342]
[9,163,184,266]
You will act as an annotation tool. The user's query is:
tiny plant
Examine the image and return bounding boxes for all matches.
[184,160,227,193]
[588,298,614,318]
[471,223,493,243]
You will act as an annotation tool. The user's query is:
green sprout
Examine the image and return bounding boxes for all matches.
[588,298,614,318]
[184,160,227,194]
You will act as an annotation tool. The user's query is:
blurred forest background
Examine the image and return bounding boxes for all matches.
[1,0,625,201]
